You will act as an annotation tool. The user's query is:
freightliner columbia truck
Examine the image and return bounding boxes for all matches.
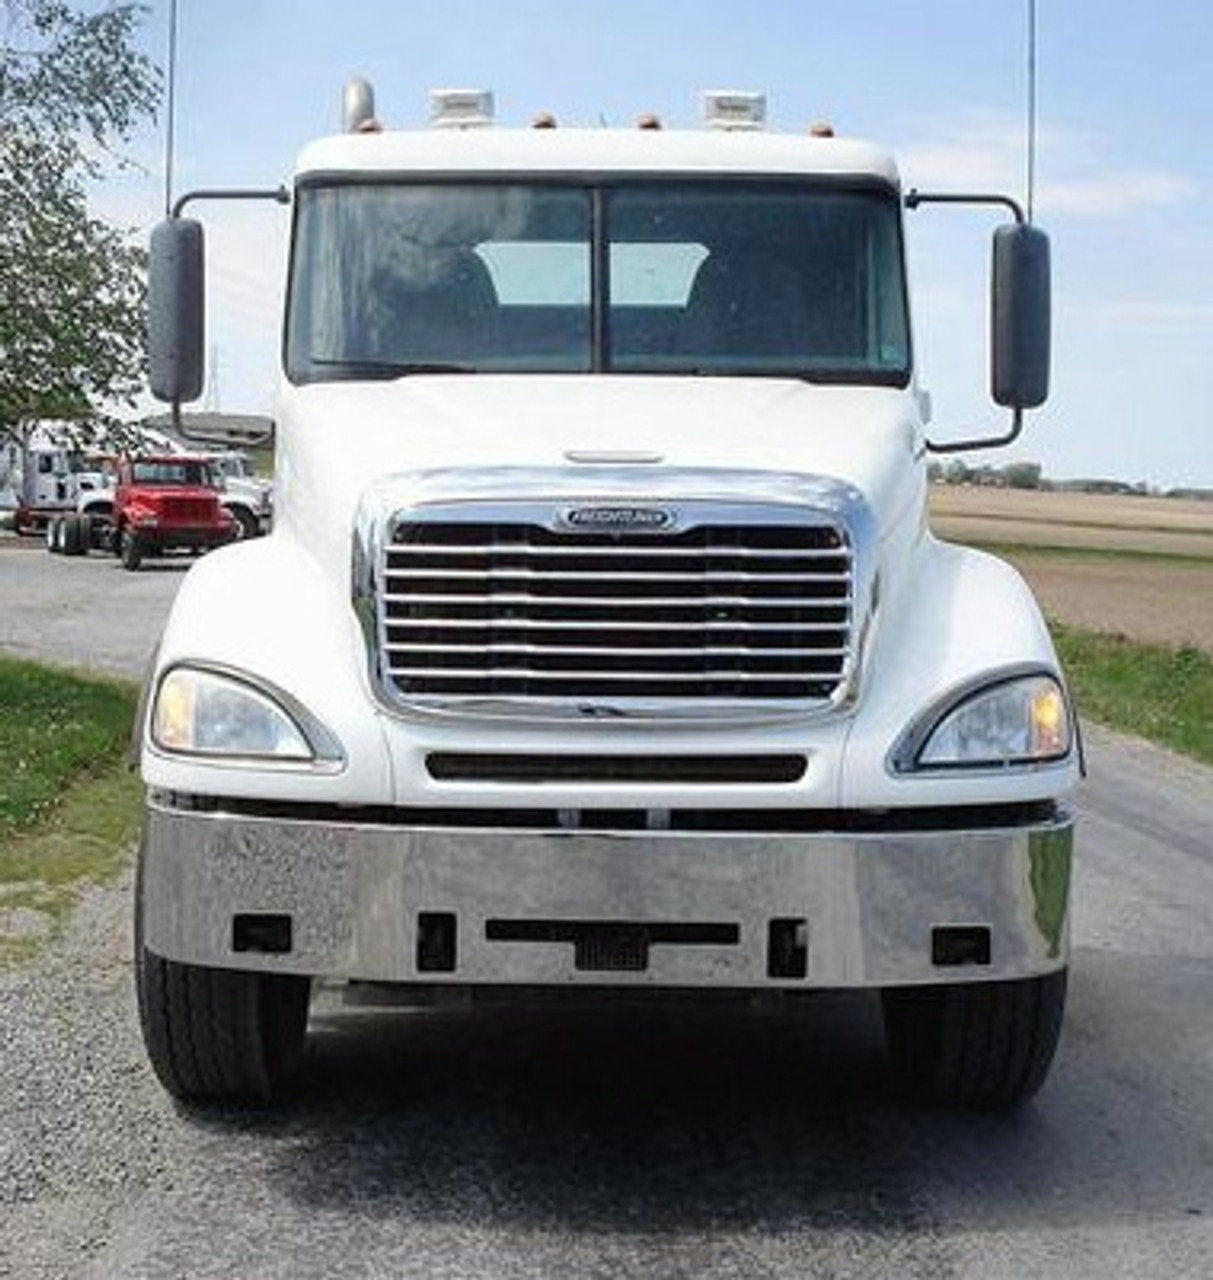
[138,85,1075,1109]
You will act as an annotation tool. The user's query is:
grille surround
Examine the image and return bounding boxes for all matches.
[361,493,865,721]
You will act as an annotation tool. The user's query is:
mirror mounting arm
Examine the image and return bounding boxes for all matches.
[926,406,1023,455]
[170,185,291,220]
[905,189,1045,455]
[904,189,1026,226]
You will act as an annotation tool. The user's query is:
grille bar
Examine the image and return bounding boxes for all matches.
[384,591,850,608]
[387,617,846,633]
[388,676,840,697]
[389,542,847,561]
[392,667,841,683]
[426,753,808,783]
[388,567,849,584]
[377,513,854,709]
[389,644,847,659]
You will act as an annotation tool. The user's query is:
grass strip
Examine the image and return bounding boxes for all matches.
[1051,625,1213,765]
[0,656,137,837]
[948,539,1213,568]
[0,765,143,965]
[933,514,1213,542]
[0,657,140,964]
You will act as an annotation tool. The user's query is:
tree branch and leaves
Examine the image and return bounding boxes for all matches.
[0,1,160,470]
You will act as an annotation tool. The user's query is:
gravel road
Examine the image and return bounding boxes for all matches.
[2,535,1212,1278]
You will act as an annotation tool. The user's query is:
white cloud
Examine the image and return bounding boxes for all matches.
[899,120,1027,193]
[897,112,1196,219]
[1040,171,1197,217]
[1069,300,1213,330]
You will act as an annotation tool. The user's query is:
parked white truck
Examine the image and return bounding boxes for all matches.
[137,86,1076,1110]
[9,439,106,535]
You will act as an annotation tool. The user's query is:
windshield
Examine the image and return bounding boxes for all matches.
[213,454,252,479]
[130,460,215,487]
[286,181,910,384]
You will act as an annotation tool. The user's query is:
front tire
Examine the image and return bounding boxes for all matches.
[882,970,1067,1110]
[230,506,259,540]
[120,527,143,571]
[136,945,311,1105]
[62,514,85,556]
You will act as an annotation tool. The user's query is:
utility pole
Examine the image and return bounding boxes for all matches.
[1026,0,1038,223]
[166,0,182,432]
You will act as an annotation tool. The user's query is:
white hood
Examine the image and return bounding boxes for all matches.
[274,375,924,567]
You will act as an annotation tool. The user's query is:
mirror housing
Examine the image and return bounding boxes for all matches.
[175,413,275,448]
[991,223,1050,409]
[148,217,205,404]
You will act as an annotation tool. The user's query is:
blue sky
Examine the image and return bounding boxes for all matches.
[98,0,1213,487]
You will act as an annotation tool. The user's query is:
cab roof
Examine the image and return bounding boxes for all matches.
[295,126,901,188]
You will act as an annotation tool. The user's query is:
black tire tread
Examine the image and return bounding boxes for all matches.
[120,529,142,571]
[137,944,309,1105]
[882,969,1067,1110]
[62,514,83,556]
[231,506,258,540]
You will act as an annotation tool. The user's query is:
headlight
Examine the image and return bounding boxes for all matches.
[151,666,334,762]
[897,673,1071,771]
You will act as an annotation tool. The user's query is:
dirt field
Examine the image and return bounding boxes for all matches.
[930,486,1213,558]
[929,486,1213,652]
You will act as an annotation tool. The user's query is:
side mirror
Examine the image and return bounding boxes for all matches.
[992,223,1050,409]
[148,218,205,404]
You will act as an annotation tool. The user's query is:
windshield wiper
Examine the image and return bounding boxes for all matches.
[645,365,908,387]
[309,359,472,380]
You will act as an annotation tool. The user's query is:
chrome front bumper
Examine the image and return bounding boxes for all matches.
[140,798,1072,989]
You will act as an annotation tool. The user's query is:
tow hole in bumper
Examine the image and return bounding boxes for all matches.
[417,912,458,972]
[932,925,992,967]
[231,913,293,954]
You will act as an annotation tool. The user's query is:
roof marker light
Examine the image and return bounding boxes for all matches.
[532,111,557,129]
[810,120,836,138]
[702,89,766,130]
[636,112,662,130]
[430,88,495,129]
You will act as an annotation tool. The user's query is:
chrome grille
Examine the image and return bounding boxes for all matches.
[378,511,853,710]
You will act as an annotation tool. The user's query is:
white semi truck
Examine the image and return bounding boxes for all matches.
[137,86,1076,1110]
[7,438,107,534]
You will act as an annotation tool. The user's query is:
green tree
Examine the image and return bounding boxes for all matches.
[0,1,160,471]
[1001,461,1043,490]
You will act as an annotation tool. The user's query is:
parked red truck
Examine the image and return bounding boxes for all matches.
[111,454,236,569]
[48,453,236,568]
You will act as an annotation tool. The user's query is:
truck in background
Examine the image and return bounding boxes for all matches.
[48,445,271,555]
[9,440,106,535]
[205,450,273,538]
[136,85,1075,1111]
[48,453,237,568]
